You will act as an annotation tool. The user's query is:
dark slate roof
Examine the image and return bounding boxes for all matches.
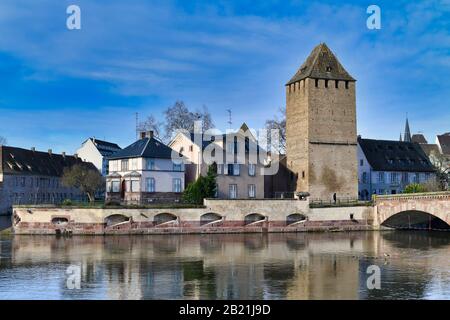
[86,138,121,157]
[287,43,355,85]
[437,133,450,155]
[411,134,427,144]
[0,146,96,176]
[108,137,174,160]
[358,138,435,172]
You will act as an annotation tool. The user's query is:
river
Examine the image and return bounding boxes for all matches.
[0,228,449,300]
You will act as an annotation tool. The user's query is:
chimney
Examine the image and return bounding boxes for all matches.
[139,131,154,139]
[140,131,146,139]
[31,147,35,152]
[48,149,52,156]
[148,130,154,139]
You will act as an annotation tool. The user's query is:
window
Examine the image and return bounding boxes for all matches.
[131,180,140,192]
[335,80,339,88]
[146,178,155,192]
[173,178,182,193]
[315,79,319,87]
[248,164,256,176]
[402,172,409,183]
[217,164,223,175]
[214,184,218,198]
[111,181,120,192]
[360,159,364,166]
[302,171,305,179]
[233,164,240,176]
[121,159,129,171]
[325,79,328,88]
[362,172,368,184]
[173,162,182,171]
[129,158,137,170]
[229,184,237,199]
[414,173,420,183]
[378,172,385,183]
[248,184,256,198]
[390,172,398,183]
[146,159,155,170]
[345,81,349,89]
[189,145,193,152]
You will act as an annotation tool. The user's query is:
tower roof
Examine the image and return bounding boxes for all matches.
[404,118,412,143]
[286,43,355,85]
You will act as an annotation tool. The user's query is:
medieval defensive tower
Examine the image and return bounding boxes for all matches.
[286,43,358,200]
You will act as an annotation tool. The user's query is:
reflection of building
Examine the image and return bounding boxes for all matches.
[0,146,95,215]
[76,138,121,176]
[106,131,185,204]
[357,137,435,199]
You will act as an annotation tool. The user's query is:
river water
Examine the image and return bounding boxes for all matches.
[0,226,449,300]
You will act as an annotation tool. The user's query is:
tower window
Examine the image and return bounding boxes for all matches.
[326,66,332,72]
[325,80,329,88]
[315,79,319,88]
[302,171,305,179]
[335,80,339,88]
[345,81,349,89]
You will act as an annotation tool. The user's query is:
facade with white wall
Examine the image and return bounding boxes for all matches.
[76,138,121,176]
[106,132,184,204]
[357,137,436,199]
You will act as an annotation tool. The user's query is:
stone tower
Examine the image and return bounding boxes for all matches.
[286,43,358,200]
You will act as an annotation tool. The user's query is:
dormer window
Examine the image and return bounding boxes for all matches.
[326,66,332,72]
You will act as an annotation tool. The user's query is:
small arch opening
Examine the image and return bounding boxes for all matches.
[286,214,307,225]
[154,213,177,225]
[245,213,265,225]
[105,214,129,227]
[51,217,69,226]
[200,212,222,226]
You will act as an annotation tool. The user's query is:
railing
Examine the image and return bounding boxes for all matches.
[309,198,372,208]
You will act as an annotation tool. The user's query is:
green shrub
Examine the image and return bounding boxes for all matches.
[62,199,73,206]
[403,183,426,194]
[182,164,217,204]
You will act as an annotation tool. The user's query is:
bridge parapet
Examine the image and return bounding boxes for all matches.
[374,192,450,203]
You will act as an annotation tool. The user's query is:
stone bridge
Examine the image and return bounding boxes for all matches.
[373,192,450,230]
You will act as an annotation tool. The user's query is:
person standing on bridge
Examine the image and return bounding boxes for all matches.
[333,193,337,204]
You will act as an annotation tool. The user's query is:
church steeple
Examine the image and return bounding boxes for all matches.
[404,117,411,142]
[399,132,403,142]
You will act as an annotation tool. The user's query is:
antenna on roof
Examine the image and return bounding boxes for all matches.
[226,109,232,129]
[135,112,139,140]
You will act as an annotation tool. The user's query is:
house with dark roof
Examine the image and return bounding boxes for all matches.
[436,133,450,155]
[76,138,122,176]
[0,146,96,215]
[169,123,268,199]
[105,131,184,204]
[357,137,436,199]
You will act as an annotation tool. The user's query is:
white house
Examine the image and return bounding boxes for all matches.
[105,131,184,204]
[357,137,436,199]
[76,138,121,176]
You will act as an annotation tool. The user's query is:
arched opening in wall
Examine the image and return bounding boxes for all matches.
[200,212,222,226]
[315,79,319,87]
[51,217,69,226]
[382,210,450,231]
[105,214,129,227]
[286,213,306,225]
[154,213,177,226]
[244,213,266,225]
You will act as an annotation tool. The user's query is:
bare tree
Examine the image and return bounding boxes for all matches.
[429,150,450,189]
[265,106,286,154]
[164,101,214,139]
[137,115,162,138]
[62,164,104,202]
[0,136,7,145]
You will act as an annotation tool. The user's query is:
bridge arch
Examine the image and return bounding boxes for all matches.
[381,210,450,231]
[375,193,450,230]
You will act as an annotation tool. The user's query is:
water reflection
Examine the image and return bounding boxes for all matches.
[0,232,448,300]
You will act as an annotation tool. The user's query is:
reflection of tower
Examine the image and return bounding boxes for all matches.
[286,43,358,200]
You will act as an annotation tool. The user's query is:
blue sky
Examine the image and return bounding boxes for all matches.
[0,0,449,153]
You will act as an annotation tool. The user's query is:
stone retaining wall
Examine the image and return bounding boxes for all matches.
[12,199,374,235]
